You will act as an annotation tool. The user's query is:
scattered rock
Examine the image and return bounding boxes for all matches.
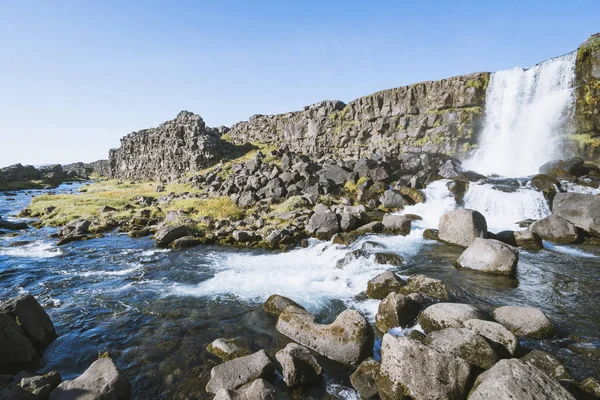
[423,228,440,240]
[492,306,556,339]
[514,230,543,250]
[373,252,404,266]
[455,238,519,277]
[275,343,322,388]
[155,224,190,247]
[529,214,580,244]
[305,206,340,240]
[276,306,372,367]
[366,271,404,300]
[336,249,368,268]
[438,209,487,247]
[468,359,575,400]
[399,274,449,300]
[463,319,519,357]
[379,190,404,209]
[419,303,487,333]
[350,358,380,400]
[171,236,203,249]
[381,214,411,235]
[375,292,419,332]
[424,327,499,369]
[207,338,251,362]
[580,377,600,398]
[205,350,275,394]
[377,335,471,400]
[50,358,131,400]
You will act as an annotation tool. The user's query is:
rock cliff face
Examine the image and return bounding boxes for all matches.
[109,111,236,181]
[227,72,489,160]
[63,160,110,178]
[574,33,600,159]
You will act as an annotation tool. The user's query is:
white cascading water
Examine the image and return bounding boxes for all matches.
[463,52,577,176]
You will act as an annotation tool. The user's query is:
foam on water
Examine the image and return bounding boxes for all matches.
[0,241,63,258]
[544,242,600,259]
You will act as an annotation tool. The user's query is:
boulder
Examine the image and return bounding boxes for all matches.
[419,303,487,333]
[0,294,56,352]
[20,371,62,399]
[463,319,519,357]
[514,230,543,250]
[50,358,131,400]
[0,314,37,374]
[171,236,202,249]
[335,249,367,268]
[468,359,575,400]
[263,295,304,317]
[213,379,288,400]
[305,207,340,240]
[424,327,499,369]
[375,292,419,333]
[552,192,600,237]
[58,219,90,238]
[205,350,275,394]
[529,214,580,244]
[377,335,471,400]
[373,252,404,266]
[232,230,258,243]
[275,343,322,388]
[492,306,555,339]
[521,350,572,381]
[276,306,372,367]
[455,238,519,277]
[207,338,251,362]
[379,190,404,209]
[381,214,411,235]
[399,187,426,204]
[438,209,487,247]
[0,219,28,230]
[399,275,449,300]
[155,224,190,247]
[350,358,380,400]
[580,377,600,398]
[366,272,404,300]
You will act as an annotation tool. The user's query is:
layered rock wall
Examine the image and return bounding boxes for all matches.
[63,160,110,178]
[574,33,600,159]
[227,73,490,160]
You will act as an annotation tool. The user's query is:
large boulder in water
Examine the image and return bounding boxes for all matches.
[305,205,340,240]
[424,327,499,370]
[529,214,580,244]
[463,319,519,357]
[492,306,556,339]
[399,274,449,300]
[50,358,131,400]
[382,214,412,235]
[366,271,404,300]
[276,306,372,367]
[0,294,56,352]
[552,192,600,237]
[275,343,322,388]
[205,350,275,394]
[155,224,190,247]
[377,335,471,400]
[213,378,288,400]
[350,358,380,400]
[375,292,420,333]
[456,238,519,277]
[263,294,304,317]
[468,359,575,400]
[438,209,487,247]
[0,314,37,374]
[419,303,487,333]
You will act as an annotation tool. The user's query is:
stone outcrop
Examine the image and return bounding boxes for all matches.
[0,163,86,191]
[62,160,110,178]
[109,111,240,181]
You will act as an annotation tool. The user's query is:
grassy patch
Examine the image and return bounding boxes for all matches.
[274,196,307,213]
[166,197,244,221]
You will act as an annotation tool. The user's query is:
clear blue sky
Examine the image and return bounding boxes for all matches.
[0,0,598,167]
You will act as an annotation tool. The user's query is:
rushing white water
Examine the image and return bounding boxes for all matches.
[464,52,577,176]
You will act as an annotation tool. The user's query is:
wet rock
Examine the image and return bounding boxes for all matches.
[379,190,404,209]
[331,232,360,246]
[20,371,62,399]
[463,319,519,357]
[375,292,419,332]
[50,358,131,400]
[377,335,471,400]
[355,221,384,234]
[366,271,404,300]
[438,209,487,247]
[373,252,404,266]
[171,236,203,249]
[529,214,580,244]
[580,377,600,398]
[381,214,411,235]
[552,192,600,237]
[232,230,259,243]
[58,219,90,238]
[205,350,275,394]
[468,359,575,400]
[493,306,556,339]
[305,206,340,240]
[155,224,190,247]
[0,294,56,352]
[276,306,372,367]
[424,327,499,369]
[0,314,37,374]
[514,230,543,250]
[0,219,28,230]
[522,350,572,381]
[361,240,386,250]
[207,338,251,362]
[423,228,440,240]
[263,295,305,317]
[419,303,487,333]
[213,378,288,400]
[399,186,426,204]
[336,249,368,268]
[399,274,449,300]
[275,343,322,388]
[456,238,519,277]
[494,230,517,246]
[567,341,600,359]
[350,358,380,400]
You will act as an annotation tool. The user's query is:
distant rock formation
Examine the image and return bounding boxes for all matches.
[0,164,77,190]
[62,160,110,178]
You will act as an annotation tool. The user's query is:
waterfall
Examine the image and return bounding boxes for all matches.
[464,52,577,177]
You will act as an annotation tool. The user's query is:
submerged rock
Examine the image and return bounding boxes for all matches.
[350,358,380,400]
[50,358,131,400]
[463,319,519,357]
[456,238,519,277]
[205,350,275,394]
[424,327,499,370]
[492,306,556,339]
[275,343,322,388]
[207,338,251,362]
[276,306,372,367]
[377,335,471,400]
[438,209,487,247]
[419,303,487,333]
[366,271,404,300]
[213,378,288,400]
[468,359,575,400]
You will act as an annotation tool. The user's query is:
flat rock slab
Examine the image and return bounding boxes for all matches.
[493,306,555,339]
[206,350,274,394]
[276,306,371,367]
[419,303,487,333]
[468,359,575,400]
[377,335,471,400]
